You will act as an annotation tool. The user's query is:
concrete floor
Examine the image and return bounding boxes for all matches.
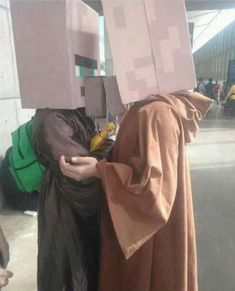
[0,211,37,291]
[0,103,235,291]
[188,104,235,291]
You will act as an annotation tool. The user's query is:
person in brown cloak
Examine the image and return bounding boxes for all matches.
[59,92,212,291]
[32,108,112,291]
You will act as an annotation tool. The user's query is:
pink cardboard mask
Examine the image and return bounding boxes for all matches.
[102,0,196,104]
[11,0,100,109]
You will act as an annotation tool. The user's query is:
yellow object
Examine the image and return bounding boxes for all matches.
[90,122,116,152]
[227,85,235,100]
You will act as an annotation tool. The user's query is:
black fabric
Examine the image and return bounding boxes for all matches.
[0,148,39,211]
[0,155,5,210]
[37,171,101,291]
[33,108,111,291]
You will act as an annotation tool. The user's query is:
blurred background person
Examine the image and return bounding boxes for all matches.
[214,80,222,104]
[205,78,215,99]
[195,77,206,94]
[223,82,235,115]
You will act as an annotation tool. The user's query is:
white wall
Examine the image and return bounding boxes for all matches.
[0,0,35,157]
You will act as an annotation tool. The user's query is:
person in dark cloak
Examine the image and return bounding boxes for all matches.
[10,0,107,289]
[32,108,113,291]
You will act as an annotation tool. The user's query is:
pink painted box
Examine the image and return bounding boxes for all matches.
[10,0,100,109]
[84,77,106,117]
[84,76,126,117]
[102,0,196,104]
[103,77,126,116]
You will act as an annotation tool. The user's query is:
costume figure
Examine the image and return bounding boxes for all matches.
[10,1,112,290]
[33,108,103,291]
[95,92,212,291]
[59,1,213,291]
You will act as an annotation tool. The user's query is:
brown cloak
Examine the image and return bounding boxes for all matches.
[96,93,212,291]
[33,108,107,291]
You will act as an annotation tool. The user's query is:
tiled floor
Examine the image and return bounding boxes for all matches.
[0,103,235,291]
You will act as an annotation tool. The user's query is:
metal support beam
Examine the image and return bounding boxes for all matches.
[186,1,235,11]
[83,0,103,14]
[84,0,235,15]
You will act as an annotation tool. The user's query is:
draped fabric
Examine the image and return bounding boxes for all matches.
[33,108,104,291]
[0,227,9,268]
[96,92,212,291]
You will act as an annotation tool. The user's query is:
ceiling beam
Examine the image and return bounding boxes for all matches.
[84,0,235,15]
[83,0,103,14]
[186,1,235,11]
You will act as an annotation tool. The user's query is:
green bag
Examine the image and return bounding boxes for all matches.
[8,120,45,193]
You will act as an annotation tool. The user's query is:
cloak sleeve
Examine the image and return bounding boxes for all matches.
[32,109,102,217]
[32,109,90,171]
[96,103,181,259]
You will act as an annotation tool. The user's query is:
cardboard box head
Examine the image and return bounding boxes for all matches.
[84,76,126,117]
[11,0,100,109]
[84,77,106,117]
[102,0,196,104]
[103,77,126,116]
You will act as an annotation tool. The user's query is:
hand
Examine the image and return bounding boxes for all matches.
[59,156,98,181]
[0,267,13,288]
[0,229,9,268]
